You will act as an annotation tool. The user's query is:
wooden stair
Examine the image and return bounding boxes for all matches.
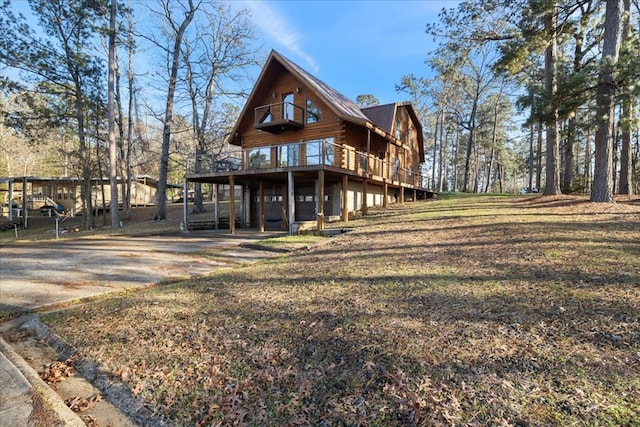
[186,218,239,231]
[0,217,23,232]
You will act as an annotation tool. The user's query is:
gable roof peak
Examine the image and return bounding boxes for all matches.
[269,50,370,125]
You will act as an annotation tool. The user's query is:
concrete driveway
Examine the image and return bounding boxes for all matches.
[0,230,285,314]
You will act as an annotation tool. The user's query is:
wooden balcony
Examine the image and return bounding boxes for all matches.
[254,102,304,134]
[190,140,427,190]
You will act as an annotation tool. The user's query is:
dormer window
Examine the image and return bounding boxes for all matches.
[306,98,322,124]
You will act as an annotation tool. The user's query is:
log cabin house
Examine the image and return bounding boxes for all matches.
[184,50,432,234]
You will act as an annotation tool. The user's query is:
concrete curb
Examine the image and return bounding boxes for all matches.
[0,335,85,427]
[24,318,170,427]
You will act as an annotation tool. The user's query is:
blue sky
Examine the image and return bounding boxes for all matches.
[6,0,460,106]
[240,0,460,105]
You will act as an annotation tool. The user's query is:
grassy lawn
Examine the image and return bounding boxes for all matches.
[42,194,640,425]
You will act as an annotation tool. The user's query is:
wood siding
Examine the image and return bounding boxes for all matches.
[235,65,343,150]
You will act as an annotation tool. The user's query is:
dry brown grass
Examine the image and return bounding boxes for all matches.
[43,194,640,426]
[0,204,184,243]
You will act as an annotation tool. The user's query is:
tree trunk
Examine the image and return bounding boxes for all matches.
[544,4,561,195]
[108,0,120,228]
[432,112,439,190]
[438,117,446,192]
[154,0,197,221]
[485,148,495,193]
[618,0,633,195]
[75,82,94,230]
[528,105,534,193]
[563,114,575,193]
[463,98,478,192]
[126,12,135,213]
[452,129,459,192]
[591,0,622,202]
[536,122,542,191]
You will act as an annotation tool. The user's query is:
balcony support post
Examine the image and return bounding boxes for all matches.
[383,182,388,208]
[8,180,13,221]
[259,182,265,232]
[316,169,325,233]
[287,171,295,235]
[22,177,27,228]
[182,178,188,231]
[362,179,368,216]
[399,186,404,204]
[229,176,236,234]
[342,175,349,222]
[214,184,219,229]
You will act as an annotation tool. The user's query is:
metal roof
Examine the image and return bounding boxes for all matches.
[274,51,370,125]
[228,50,424,155]
[361,103,397,134]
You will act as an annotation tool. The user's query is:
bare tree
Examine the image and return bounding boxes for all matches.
[591,0,623,202]
[151,0,199,221]
[182,2,258,213]
[108,0,120,227]
[618,0,634,195]
[543,2,561,195]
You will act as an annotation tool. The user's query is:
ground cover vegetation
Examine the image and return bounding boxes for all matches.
[43,194,640,425]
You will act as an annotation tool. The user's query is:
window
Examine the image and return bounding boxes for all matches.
[306,141,321,165]
[248,147,271,169]
[278,144,301,167]
[395,117,402,140]
[305,138,334,165]
[306,99,322,123]
[409,128,414,145]
[282,93,294,120]
[323,138,335,165]
[391,157,400,181]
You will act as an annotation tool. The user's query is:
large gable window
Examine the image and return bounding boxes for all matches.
[306,98,322,124]
[395,117,402,141]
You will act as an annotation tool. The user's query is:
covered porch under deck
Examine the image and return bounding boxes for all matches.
[184,165,434,235]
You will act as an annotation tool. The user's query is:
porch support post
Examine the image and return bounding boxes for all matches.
[383,182,388,208]
[22,176,28,228]
[399,186,404,204]
[342,174,349,222]
[214,184,219,229]
[241,185,247,228]
[287,171,295,235]
[281,184,288,230]
[413,189,417,202]
[362,179,368,216]
[8,180,13,221]
[258,182,265,232]
[316,169,325,233]
[229,176,236,234]
[182,178,188,231]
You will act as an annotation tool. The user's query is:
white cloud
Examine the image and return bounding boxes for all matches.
[242,0,320,73]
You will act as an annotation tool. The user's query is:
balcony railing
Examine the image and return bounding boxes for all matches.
[254,102,304,134]
[191,140,426,189]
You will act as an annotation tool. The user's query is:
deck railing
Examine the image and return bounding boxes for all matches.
[191,139,425,188]
[254,102,305,129]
